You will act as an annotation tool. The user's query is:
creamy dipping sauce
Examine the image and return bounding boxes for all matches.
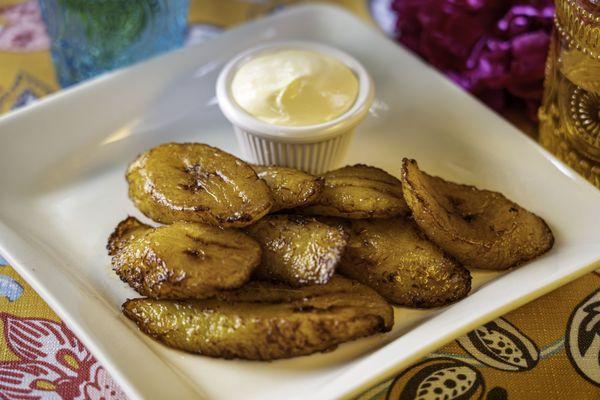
[231,49,359,127]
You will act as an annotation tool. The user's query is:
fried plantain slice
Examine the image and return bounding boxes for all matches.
[122,276,393,360]
[321,217,471,308]
[110,217,261,298]
[401,159,554,270]
[127,143,273,227]
[245,215,346,286]
[107,216,152,256]
[252,165,324,212]
[299,164,409,219]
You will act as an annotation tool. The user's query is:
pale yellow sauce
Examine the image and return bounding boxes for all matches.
[231,49,359,126]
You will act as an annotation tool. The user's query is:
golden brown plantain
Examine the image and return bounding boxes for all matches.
[252,165,324,212]
[107,216,151,256]
[122,276,393,360]
[401,159,554,270]
[127,143,273,227]
[245,215,346,286]
[109,217,261,298]
[299,164,409,219]
[322,217,471,308]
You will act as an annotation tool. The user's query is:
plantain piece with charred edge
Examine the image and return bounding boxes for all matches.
[321,217,471,308]
[252,165,324,212]
[127,143,273,227]
[299,164,409,219]
[401,159,554,270]
[245,215,346,286]
[107,216,152,256]
[109,217,261,299]
[122,276,393,360]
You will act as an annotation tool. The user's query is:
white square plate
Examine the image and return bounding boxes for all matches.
[0,5,599,400]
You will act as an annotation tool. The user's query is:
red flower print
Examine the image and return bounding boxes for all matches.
[0,314,126,400]
[84,367,124,400]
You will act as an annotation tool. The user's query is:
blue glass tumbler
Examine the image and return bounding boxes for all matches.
[39,0,189,87]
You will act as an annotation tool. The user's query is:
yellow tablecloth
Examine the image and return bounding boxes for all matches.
[0,1,598,399]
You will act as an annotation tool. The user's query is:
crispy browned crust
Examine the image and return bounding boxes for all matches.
[245,215,346,286]
[321,217,471,308]
[110,218,261,298]
[252,165,324,212]
[122,276,393,360]
[106,216,151,256]
[127,143,273,228]
[299,164,410,219]
[401,158,554,270]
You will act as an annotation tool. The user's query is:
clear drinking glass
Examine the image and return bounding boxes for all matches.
[39,0,189,87]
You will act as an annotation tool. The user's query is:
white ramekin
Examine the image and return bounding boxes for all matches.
[216,41,374,174]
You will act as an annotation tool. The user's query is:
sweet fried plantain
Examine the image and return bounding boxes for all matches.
[109,217,261,298]
[252,165,324,212]
[322,217,471,308]
[245,215,346,286]
[299,164,409,219]
[127,143,273,227]
[122,276,393,360]
[401,159,554,270]
[107,216,151,256]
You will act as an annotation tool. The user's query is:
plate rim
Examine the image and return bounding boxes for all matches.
[0,4,599,400]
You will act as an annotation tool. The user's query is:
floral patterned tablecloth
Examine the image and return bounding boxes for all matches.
[0,1,598,399]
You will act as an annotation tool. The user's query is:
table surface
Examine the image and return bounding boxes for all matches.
[0,1,598,399]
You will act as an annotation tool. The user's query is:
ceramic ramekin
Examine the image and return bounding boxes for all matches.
[216,41,374,174]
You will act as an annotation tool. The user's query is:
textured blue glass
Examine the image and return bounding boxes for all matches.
[39,0,189,87]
